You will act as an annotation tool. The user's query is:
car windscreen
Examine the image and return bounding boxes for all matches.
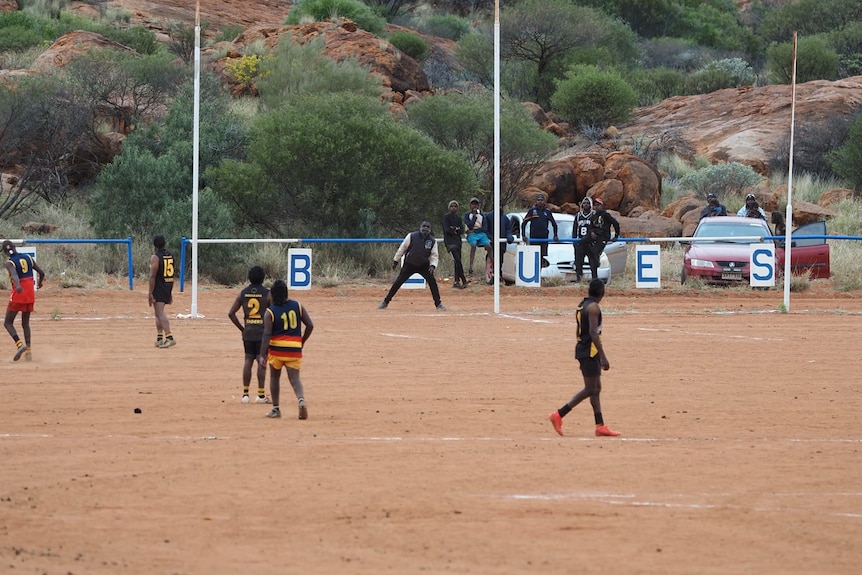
[693,221,769,242]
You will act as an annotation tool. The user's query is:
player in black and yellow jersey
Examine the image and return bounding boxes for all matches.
[148,234,176,348]
[229,266,270,404]
[548,278,620,438]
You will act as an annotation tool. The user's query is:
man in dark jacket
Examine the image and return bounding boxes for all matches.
[379,221,446,310]
[699,192,728,220]
[523,193,558,261]
[484,207,515,283]
[442,200,467,288]
[583,197,621,282]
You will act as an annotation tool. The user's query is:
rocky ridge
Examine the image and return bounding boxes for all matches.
[3,0,862,236]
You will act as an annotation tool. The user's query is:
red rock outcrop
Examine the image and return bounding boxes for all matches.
[525,152,662,220]
[31,30,137,73]
[616,78,862,174]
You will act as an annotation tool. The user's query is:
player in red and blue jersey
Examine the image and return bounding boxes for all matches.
[3,240,46,361]
[258,279,314,420]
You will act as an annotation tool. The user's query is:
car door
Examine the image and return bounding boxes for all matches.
[776,221,830,278]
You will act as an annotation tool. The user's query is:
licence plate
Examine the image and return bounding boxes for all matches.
[721,272,743,281]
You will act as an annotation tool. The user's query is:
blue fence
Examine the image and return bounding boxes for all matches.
[179,236,403,292]
[15,237,135,290]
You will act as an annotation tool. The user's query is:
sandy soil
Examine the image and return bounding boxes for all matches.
[2,280,861,574]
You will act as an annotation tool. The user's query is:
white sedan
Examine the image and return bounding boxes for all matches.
[499,212,627,284]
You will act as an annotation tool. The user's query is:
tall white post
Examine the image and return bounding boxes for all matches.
[783,31,798,312]
[191,1,201,317]
[493,0,501,314]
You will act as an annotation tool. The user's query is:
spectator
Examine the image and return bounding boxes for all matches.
[737,193,767,220]
[523,192,558,262]
[699,192,728,220]
[463,197,491,275]
[590,197,621,280]
[442,200,468,289]
[771,211,787,236]
[484,205,515,281]
[573,197,598,282]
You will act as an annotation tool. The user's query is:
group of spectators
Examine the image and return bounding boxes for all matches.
[445,193,621,286]
[378,193,621,310]
[443,196,515,288]
[699,192,786,236]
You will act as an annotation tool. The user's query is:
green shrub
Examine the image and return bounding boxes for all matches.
[0,26,44,52]
[455,29,493,86]
[625,67,685,106]
[286,0,386,35]
[759,0,862,44]
[766,36,839,84]
[214,24,244,43]
[101,25,160,55]
[421,14,471,41]
[676,162,762,200]
[550,65,637,128]
[639,37,717,72]
[388,30,428,62]
[827,114,862,189]
[256,36,382,109]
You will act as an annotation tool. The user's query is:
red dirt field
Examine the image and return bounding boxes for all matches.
[2,280,861,574]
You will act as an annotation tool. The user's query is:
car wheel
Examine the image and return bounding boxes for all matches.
[680,267,687,284]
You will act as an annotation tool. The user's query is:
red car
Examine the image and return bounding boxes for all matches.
[682,216,830,284]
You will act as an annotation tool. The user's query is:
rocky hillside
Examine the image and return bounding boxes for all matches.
[5,0,862,235]
[92,0,862,173]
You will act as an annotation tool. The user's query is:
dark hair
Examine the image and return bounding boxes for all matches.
[270,279,288,305]
[2,240,15,256]
[248,265,265,285]
[771,211,784,225]
[153,234,166,249]
[588,278,605,298]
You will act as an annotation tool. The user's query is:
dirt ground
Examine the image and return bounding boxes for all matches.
[2,279,861,574]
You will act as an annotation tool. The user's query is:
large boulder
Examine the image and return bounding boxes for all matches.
[819,188,862,207]
[31,30,137,73]
[617,212,682,239]
[525,152,661,217]
[0,0,18,13]
[792,201,836,225]
[616,77,862,174]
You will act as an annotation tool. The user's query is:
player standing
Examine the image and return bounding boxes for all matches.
[3,240,45,361]
[149,234,176,348]
[228,265,271,404]
[549,278,620,437]
[259,279,314,420]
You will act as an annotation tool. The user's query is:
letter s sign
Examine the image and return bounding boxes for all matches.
[750,243,775,287]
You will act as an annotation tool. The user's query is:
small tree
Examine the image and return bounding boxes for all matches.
[766,36,840,84]
[677,163,762,200]
[408,90,556,206]
[550,65,637,128]
[286,0,386,35]
[0,75,93,217]
[827,114,862,189]
[210,92,476,238]
[256,36,382,111]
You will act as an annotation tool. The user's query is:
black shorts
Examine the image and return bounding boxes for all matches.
[152,284,173,304]
[578,356,601,377]
[243,339,262,358]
